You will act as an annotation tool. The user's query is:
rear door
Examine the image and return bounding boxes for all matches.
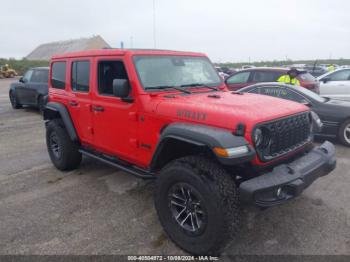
[66,59,94,144]
[225,71,252,90]
[319,69,350,100]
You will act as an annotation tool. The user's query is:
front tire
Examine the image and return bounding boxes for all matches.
[339,119,350,147]
[9,91,22,109]
[155,156,240,255]
[46,119,82,171]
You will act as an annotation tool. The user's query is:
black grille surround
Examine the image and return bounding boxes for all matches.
[253,112,312,162]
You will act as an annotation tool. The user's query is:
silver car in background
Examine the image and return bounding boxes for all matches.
[318,68,350,101]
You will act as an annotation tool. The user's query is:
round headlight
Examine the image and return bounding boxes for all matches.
[254,128,263,147]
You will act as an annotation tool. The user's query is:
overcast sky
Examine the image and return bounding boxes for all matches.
[1,0,350,62]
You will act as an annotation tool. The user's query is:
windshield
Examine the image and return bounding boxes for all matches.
[133,55,222,90]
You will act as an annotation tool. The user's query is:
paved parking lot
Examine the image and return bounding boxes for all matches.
[0,77,350,255]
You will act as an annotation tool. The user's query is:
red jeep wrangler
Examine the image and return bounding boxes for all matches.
[44,49,336,255]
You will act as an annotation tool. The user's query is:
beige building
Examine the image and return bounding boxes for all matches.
[26,35,111,61]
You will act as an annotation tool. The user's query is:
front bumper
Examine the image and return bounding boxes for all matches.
[239,141,336,207]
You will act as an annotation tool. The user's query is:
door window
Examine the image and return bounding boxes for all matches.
[71,61,90,92]
[327,70,350,81]
[30,70,49,83]
[22,70,33,83]
[98,61,128,95]
[251,71,277,82]
[51,62,66,89]
[226,72,250,84]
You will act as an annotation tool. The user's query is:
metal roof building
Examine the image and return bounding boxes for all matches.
[26,35,111,61]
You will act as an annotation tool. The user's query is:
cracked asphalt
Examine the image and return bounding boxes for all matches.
[0,78,349,255]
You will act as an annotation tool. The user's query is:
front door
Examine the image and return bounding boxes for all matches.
[16,69,36,105]
[91,58,138,163]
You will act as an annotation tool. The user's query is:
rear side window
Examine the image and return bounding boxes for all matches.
[71,61,90,92]
[252,71,277,82]
[226,72,250,84]
[51,62,66,89]
[31,70,49,83]
[298,73,315,81]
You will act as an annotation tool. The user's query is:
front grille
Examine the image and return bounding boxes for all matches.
[255,112,311,162]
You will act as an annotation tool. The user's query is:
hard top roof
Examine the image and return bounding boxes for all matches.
[51,48,206,60]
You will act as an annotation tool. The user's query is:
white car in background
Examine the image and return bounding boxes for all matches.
[318,68,350,101]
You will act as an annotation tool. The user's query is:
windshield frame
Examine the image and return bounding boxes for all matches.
[132,54,223,92]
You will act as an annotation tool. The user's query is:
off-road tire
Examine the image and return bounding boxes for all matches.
[339,119,350,147]
[46,119,82,171]
[9,91,22,109]
[155,156,240,255]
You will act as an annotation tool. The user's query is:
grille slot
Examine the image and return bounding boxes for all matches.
[255,112,311,161]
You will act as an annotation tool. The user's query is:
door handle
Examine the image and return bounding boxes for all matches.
[69,101,78,107]
[92,105,104,112]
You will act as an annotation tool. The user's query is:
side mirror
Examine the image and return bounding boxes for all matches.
[112,79,133,102]
[19,77,24,83]
[322,77,330,83]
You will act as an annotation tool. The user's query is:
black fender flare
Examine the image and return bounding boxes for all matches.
[150,123,256,170]
[43,102,78,142]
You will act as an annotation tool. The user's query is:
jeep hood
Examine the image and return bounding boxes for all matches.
[155,91,309,133]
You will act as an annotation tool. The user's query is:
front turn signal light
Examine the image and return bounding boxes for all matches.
[213,146,249,158]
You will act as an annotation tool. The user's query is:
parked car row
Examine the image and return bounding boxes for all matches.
[225,67,320,93]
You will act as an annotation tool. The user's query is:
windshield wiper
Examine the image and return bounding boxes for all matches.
[145,85,192,94]
[180,83,220,91]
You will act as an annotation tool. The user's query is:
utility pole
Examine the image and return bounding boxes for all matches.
[130,36,133,48]
[153,0,157,48]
